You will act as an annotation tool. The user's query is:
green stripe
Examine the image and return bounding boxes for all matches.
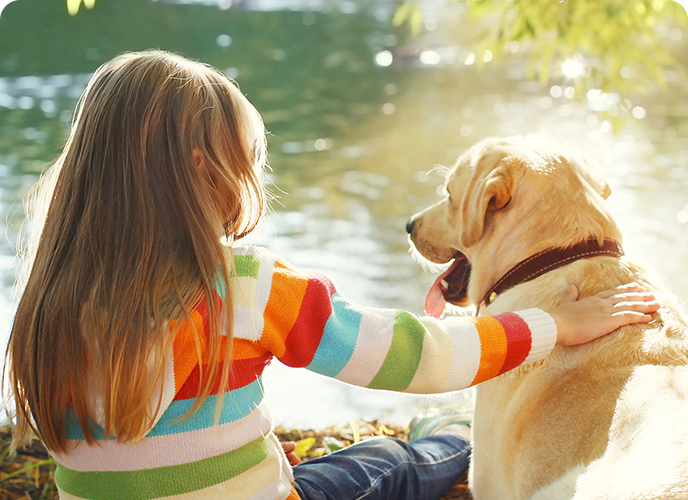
[233,254,261,279]
[55,436,268,500]
[367,311,424,391]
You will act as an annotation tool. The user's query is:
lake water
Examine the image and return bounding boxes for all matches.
[0,0,687,428]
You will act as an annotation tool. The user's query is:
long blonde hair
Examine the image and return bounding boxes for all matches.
[5,50,267,453]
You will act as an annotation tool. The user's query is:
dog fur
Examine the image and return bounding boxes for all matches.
[408,136,688,500]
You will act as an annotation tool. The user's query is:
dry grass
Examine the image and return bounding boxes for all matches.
[0,422,471,499]
[0,426,57,499]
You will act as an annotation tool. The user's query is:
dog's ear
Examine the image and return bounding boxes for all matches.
[460,155,521,248]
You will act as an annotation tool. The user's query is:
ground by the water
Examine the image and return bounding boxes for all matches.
[0,423,471,499]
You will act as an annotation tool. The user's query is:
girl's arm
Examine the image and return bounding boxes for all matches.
[248,248,658,393]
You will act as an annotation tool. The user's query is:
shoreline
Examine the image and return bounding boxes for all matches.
[0,422,471,499]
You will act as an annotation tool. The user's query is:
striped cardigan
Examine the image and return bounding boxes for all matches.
[51,245,557,500]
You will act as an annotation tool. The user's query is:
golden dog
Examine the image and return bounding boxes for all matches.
[407,136,688,500]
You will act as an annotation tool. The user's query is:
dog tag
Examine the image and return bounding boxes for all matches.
[489,292,497,303]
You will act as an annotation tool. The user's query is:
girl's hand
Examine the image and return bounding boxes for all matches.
[551,283,660,347]
[281,441,303,466]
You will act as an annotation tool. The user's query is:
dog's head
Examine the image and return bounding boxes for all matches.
[407,136,620,316]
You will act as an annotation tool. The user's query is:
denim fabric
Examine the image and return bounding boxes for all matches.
[293,434,470,500]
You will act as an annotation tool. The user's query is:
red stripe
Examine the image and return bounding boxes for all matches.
[279,273,335,367]
[174,353,272,400]
[495,312,532,375]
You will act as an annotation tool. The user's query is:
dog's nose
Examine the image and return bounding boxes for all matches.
[405,219,415,234]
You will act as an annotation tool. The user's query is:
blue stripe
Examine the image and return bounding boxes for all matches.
[66,378,265,440]
[307,293,361,377]
[215,272,227,299]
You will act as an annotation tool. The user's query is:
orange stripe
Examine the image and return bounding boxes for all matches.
[199,336,228,364]
[260,260,309,358]
[470,316,508,385]
[232,338,268,360]
[172,310,206,394]
[287,485,302,500]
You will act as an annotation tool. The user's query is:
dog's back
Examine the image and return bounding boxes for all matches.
[472,252,688,500]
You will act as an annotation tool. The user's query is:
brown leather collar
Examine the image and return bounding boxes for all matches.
[480,237,624,309]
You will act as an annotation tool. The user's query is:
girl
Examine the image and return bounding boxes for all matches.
[5,50,658,500]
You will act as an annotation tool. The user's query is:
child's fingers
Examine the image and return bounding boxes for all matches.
[281,441,297,453]
[612,282,641,292]
[606,300,660,329]
[611,299,660,315]
[607,291,657,305]
[594,282,642,299]
[609,310,654,326]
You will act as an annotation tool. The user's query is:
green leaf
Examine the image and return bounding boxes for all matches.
[66,0,96,16]
[392,2,423,34]
[408,4,423,34]
[322,436,345,453]
[461,0,687,101]
[392,2,415,28]
[66,0,81,15]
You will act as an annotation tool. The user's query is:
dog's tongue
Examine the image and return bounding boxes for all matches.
[425,260,461,318]
[425,279,448,318]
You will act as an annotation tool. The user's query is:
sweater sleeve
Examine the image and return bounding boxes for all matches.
[250,247,557,393]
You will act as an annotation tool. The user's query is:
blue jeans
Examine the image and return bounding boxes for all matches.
[293,434,470,500]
